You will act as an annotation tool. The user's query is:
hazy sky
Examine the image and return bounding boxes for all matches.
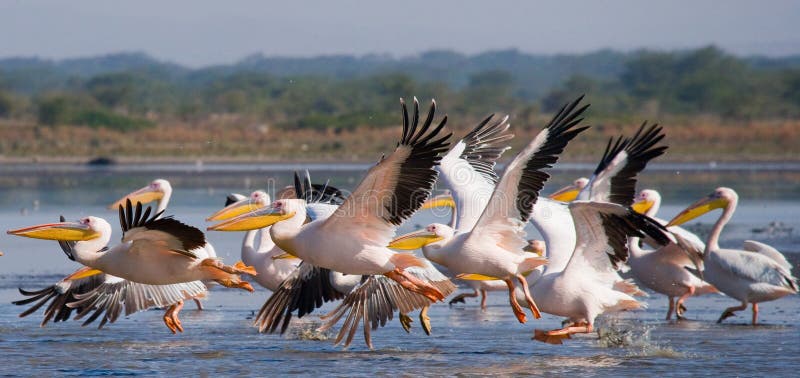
[1,0,798,67]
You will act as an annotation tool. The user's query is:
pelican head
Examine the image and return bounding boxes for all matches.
[549,177,588,202]
[523,239,546,256]
[388,223,454,250]
[667,187,738,227]
[207,199,301,232]
[631,189,661,216]
[109,179,172,210]
[7,216,112,258]
[421,190,455,210]
[207,190,271,221]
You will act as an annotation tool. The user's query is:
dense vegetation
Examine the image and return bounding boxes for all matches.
[0,46,797,161]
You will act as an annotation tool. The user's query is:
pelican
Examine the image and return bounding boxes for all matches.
[12,228,206,330]
[209,98,455,348]
[627,189,718,320]
[667,187,798,324]
[7,200,256,333]
[389,95,591,324]
[109,178,217,310]
[207,191,301,292]
[548,177,588,202]
[524,121,669,342]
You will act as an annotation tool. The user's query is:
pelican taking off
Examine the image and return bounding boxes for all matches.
[667,187,798,324]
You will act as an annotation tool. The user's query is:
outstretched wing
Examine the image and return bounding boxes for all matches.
[439,114,514,231]
[319,262,455,348]
[322,98,452,246]
[253,263,346,334]
[13,267,109,327]
[119,199,206,259]
[581,122,667,206]
[467,95,590,251]
[564,201,670,280]
[66,279,207,328]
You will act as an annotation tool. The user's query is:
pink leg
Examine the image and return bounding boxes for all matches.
[675,286,695,319]
[480,289,488,310]
[666,297,675,320]
[752,303,759,325]
[718,302,748,323]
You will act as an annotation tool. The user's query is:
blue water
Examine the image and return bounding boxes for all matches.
[0,164,798,376]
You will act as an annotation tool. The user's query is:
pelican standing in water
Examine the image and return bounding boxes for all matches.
[209,98,455,348]
[8,200,256,333]
[109,179,217,310]
[628,189,717,320]
[390,96,591,324]
[667,187,798,324]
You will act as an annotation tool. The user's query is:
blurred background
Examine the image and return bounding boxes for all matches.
[0,0,798,163]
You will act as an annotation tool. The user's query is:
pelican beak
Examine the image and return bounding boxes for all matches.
[549,184,581,202]
[388,229,443,250]
[207,208,296,232]
[272,252,299,260]
[207,198,266,221]
[631,198,655,215]
[667,195,728,227]
[65,267,104,281]
[421,195,456,210]
[108,186,163,210]
[7,221,100,241]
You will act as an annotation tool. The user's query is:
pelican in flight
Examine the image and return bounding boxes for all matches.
[667,187,798,324]
[8,200,256,333]
[524,121,669,343]
[628,189,717,320]
[12,223,206,330]
[209,98,455,348]
[390,96,591,324]
[109,178,217,310]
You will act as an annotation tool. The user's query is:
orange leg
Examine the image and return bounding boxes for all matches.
[504,279,526,323]
[163,300,185,333]
[384,269,444,302]
[516,274,541,319]
[480,289,488,310]
[193,298,204,311]
[675,286,695,319]
[751,303,759,325]
[533,322,593,344]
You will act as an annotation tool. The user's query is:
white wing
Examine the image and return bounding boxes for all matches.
[322,98,451,247]
[579,122,666,206]
[742,240,792,272]
[710,248,797,291]
[439,114,512,231]
[467,96,589,252]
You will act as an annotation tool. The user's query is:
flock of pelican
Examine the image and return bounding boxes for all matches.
[4,95,798,348]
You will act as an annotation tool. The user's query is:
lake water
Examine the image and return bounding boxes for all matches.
[0,163,798,376]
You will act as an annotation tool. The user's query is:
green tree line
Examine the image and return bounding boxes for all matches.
[0,46,798,132]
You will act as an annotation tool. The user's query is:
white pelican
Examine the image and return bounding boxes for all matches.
[523,121,669,343]
[208,98,455,348]
[389,96,591,323]
[12,230,206,330]
[7,200,256,332]
[628,189,717,320]
[667,187,798,324]
[548,177,588,202]
[109,178,217,310]
[207,191,301,292]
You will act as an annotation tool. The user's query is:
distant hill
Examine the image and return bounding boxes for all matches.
[4,48,797,99]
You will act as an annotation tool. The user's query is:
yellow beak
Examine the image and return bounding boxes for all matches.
[421,195,456,210]
[7,221,100,241]
[667,195,728,227]
[207,209,296,232]
[388,229,444,250]
[548,184,581,202]
[65,267,104,281]
[207,198,267,221]
[631,199,655,215]
[272,252,300,260]
[108,186,164,210]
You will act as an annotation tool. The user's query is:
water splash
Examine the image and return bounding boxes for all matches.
[596,318,686,358]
